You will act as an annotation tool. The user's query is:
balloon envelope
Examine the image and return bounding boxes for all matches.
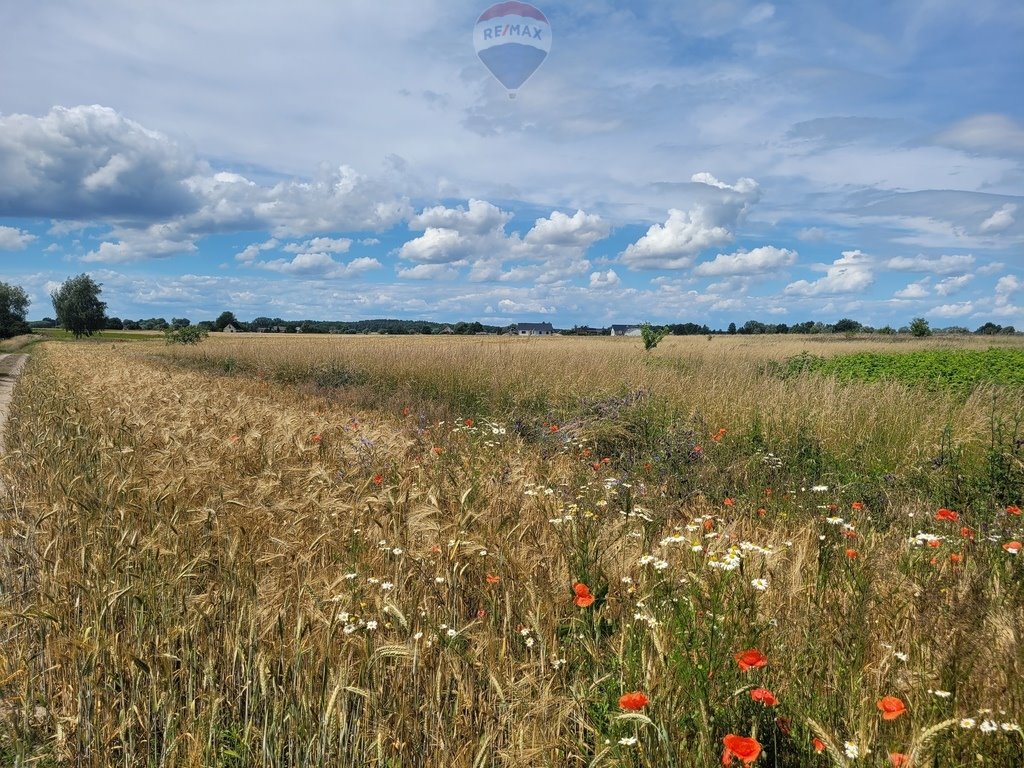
[473,2,551,93]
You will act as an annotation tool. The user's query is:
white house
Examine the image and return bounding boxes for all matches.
[611,324,642,337]
[223,323,239,333]
[517,322,554,336]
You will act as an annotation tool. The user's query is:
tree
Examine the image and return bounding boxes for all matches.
[171,317,191,329]
[909,317,932,337]
[215,311,238,331]
[164,325,208,345]
[51,274,107,338]
[640,322,669,351]
[727,322,737,335]
[0,281,31,339]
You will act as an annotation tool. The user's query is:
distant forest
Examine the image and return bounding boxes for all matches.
[28,315,1018,336]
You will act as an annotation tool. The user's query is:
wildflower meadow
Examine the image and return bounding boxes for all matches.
[0,333,1021,766]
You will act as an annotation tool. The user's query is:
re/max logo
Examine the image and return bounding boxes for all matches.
[482,23,543,40]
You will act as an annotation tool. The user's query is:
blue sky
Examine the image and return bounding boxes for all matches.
[0,0,1021,328]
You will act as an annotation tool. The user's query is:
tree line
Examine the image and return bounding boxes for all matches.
[0,275,1019,340]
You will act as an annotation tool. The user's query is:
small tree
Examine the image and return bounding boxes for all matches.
[640,322,669,352]
[51,273,107,338]
[909,317,932,337]
[0,281,31,339]
[164,325,209,345]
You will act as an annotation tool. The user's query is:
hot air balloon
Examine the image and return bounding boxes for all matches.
[473,2,551,98]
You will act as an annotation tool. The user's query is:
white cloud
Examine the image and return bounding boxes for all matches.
[410,199,510,235]
[257,253,380,278]
[619,174,760,270]
[930,302,974,318]
[996,274,1022,302]
[620,207,732,269]
[884,254,975,274]
[282,236,351,254]
[524,210,608,248]
[0,225,35,251]
[82,230,197,263]
[784,250,873,296]
[893,279,930,299]
[979,204,1017,232]
[396,263,459,280]
[979,261,1006,275]
[692,245,796,277]
[589,269,620,288]
[933,113,1024,155]
[236,238,278,262]
[399,227,475,264]
[497,298,555,315]
[796,227,827,241]
[935,274,973,296]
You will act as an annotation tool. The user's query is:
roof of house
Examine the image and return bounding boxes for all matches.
[517,322,554,331]
[611,324,640,331]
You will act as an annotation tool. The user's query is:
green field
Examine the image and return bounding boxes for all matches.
[778,347,1024,391]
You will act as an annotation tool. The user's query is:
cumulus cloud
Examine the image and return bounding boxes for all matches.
[524,210,609,248]
[620,207,732,269]
[0,105,200,220]
[256,253,380,278]
[929,302,974,318]
[784,250,873,296]
[399,227,475,264]
[82,226,197,263]
[935,274,973,296]
[282,237,351,254]
[893,279,930,299]
[996,274,1022,301]
[410,199,510,235]
[692,245,797,277]
[0,225,35,250]
[980,204,1017,232]
[497,298,555,315]
[619,174,760,270]
[589,269,620,288]
[396,263,460,280]
[884,254,975,274]
[236,238,278,262]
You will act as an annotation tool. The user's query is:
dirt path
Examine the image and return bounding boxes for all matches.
[0,354,28,489]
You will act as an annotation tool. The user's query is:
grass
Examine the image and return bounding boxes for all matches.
[0,336,1021,765]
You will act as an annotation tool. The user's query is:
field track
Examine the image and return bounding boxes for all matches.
[0,354,27,490]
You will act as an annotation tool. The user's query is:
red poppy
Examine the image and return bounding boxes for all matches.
[724,497,736,507]
[618,691,649,711]
[812,737,826,754]
[311,433,322,443]
[889,753,911,767]
[757,507,766,518]
[926,539,941,549]
[1003,541,1022,554]
[877,696,907,721]
[464,418,474,427]
[549,424,560,433]
[750,687,778,706]
[935,508,959,522]
[432,446,443,455]
[722,734,761,766]
[402,406,411,416]
[1007,505,1021,516]
[581,448,592,458]
[573,582,595,608]
[950,553,963,563]
[851,501,864,511]
[845,548,858,559]
[704,518,714,531]
[692,444,703,455]
[372,474,384,485]
[734,648,767,672]
[486,574,501,584]
[960,526,975,539]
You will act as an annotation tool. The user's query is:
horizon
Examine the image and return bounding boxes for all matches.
[1,1,1021,328]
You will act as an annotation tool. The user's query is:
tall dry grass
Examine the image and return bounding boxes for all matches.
[0,339,1020,765]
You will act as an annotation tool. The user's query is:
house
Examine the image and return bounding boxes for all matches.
[223,323,239,333]
[439,325,455,335]
[611,324,642,337]
[575,326,607,336]
[517,322,554,336]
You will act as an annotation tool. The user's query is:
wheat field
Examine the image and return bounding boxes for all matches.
[0,335,1021,766]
